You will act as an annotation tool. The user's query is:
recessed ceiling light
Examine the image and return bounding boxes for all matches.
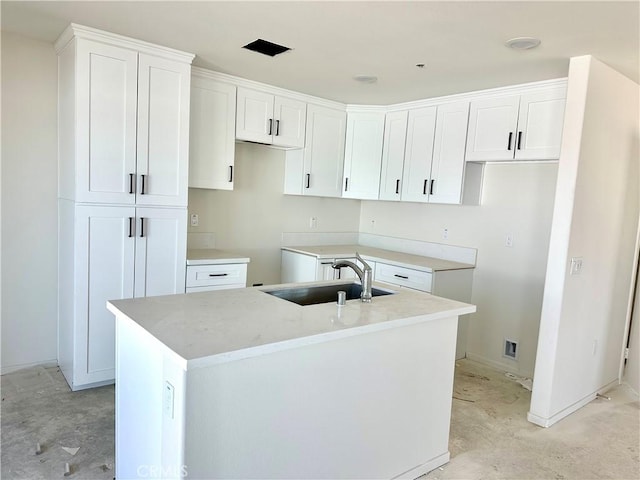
[505,37,541,50]
[354,75,378,84]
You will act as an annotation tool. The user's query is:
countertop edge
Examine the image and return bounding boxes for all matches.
[186,304,476,369]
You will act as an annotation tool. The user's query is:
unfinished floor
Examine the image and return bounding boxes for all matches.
[1,359,638,479]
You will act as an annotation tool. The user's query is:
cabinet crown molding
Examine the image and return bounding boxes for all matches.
[55,23,195,64]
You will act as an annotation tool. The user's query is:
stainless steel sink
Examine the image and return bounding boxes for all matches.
[264,282,394,306]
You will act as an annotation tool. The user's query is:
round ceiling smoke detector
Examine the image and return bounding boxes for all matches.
[354,75,378,84]
[505,37,541,50]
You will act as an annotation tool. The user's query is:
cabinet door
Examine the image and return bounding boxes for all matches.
[75,40,138,204]
[515,87,566,160]
[136,54,191,207]
[379,111,408,201]
[75,205,135,386]
[342,112,385,200]
[273,96,306,148]
[189,77,236,190]
[428,101,469,204]
[465,95,520,161]
[303,104,346,197]
[236,87,274,144]
[401,106,437,203]
[134,207,187,297]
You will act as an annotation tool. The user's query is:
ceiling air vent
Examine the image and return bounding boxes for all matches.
[242,39,291,57]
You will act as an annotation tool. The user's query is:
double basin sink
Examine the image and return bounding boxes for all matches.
[265,282,394,306]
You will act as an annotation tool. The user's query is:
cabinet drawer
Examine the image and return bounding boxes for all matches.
[186,264,247,288]
[374,263,432,293]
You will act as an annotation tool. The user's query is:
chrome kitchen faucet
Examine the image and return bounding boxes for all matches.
[332,253,373,303]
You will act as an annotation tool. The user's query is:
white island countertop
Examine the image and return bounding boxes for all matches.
[186,248,250,266]
[107,280,475,368]
[282,245,474,272]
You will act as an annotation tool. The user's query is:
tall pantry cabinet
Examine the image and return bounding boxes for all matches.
[55,24,194,390]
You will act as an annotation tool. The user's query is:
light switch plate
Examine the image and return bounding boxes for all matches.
[570,257,583,275]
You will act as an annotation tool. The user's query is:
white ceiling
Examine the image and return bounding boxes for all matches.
[2,1,638,105]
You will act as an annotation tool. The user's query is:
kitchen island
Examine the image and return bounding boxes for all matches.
[107,280,475,479]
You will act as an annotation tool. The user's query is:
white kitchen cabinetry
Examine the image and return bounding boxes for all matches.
[59,36,191,207]
[342,112,386,200]
[189,72,236,190]
[387,102,469,205]
[465,86,566,161]
[285,104,346,197]
[379,111,409,201]
[281,250,358,283]
[58,203,186,389]
[236,87,306,148]
[186,264,248,292]
[56,24,193,390]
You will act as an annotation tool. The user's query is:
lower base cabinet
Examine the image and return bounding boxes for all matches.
[186,263,248,292]
[58,201,186,390]
[281,250,358,283]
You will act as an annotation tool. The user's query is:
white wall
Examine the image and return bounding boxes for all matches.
[1,32,59,373]
[360,162,558,377]
[188,142,361,287]
[529,56,640,427]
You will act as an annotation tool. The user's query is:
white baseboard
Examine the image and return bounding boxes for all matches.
[392,451,450,479]
[465,352,533,378]
[527,378,620,428]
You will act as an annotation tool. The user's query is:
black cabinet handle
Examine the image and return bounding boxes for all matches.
[305,173,310,189]
[140,174,147,195]
[429,179,435,195]
[139,217,145,238]
[129,173,135,194]
[423,179,428,195]
[128,217,134,238]
[507,132,513,151]
[394,274,409,280]
[229,165,233,182]
[345,177,349,191]
[268,118,273,136]
[209,273,229,277]
[395,179,400,194]
[275,120,280,136]
[517,131,523,150]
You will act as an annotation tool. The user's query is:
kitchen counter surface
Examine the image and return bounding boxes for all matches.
[282,244,474,272]
[186,248,250,266]
[107,280,475,367]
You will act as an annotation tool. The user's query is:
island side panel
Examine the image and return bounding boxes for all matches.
[115,314,187,479]
[184,315,459,479]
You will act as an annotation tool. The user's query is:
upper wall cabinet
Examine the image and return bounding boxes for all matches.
[284,104,346,197]
[342,112,386,200]
[378,111,409,201]
[465,86,567,162]
[57,31,193,207]
[189,72,237,190]
[378,102,471,205]
[236,87,306,148]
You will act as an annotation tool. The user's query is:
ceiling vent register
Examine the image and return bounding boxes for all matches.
[242,39,291,57]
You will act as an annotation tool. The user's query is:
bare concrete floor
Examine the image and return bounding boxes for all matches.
[425,360,640,480]
[1,366,114,479]
[1,360,638,479]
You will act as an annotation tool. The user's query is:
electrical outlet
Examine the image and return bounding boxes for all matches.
[570,257,583,275]
[443,228,449,240]
[370,219,376,229]
[309,217,317,229]
[190,214,199,227]
[505,233,514,247]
